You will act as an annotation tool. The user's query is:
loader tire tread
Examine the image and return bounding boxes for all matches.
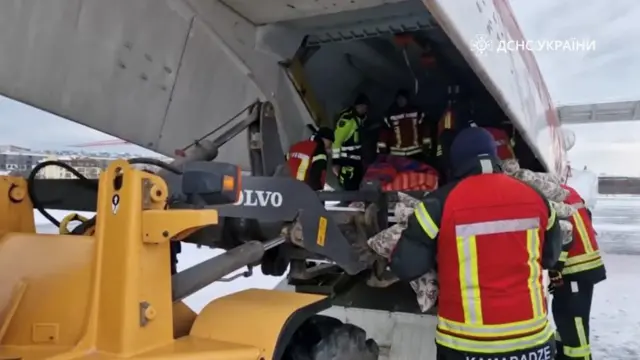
[283,315,379,360]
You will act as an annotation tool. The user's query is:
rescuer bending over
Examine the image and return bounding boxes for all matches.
[388,127,570,360]
[285,127,334,190]
[551,184,606,360]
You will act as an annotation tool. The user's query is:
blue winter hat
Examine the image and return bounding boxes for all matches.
[449,127,498,170]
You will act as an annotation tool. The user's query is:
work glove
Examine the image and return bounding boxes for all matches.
[548,270,564,295]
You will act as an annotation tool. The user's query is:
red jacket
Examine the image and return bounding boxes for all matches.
[378,105,429,156]
[560,185,606,283]
[484,127,516,161]
[286,140,327,191]
[390,159,565,354]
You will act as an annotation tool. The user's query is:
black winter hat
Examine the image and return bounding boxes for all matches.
[314,127,335,142]
[396,89,410,99]
[354,93,370,106]
[449,127,497,170]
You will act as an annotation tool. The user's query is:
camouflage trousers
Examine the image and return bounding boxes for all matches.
[366,192,439,312]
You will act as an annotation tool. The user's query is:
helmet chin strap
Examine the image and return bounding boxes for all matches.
[478,155,494,173]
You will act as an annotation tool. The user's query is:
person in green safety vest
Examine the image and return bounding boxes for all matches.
[331,94,369,191]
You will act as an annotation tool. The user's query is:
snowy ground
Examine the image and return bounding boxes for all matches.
[33,197,640,358]
[587,196,640,358]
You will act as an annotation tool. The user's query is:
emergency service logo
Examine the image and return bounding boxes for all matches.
[470,34,493,56]
[469,34,596,55]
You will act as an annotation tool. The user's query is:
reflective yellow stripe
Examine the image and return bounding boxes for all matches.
[563,257,604,275]
[573,213,594,253]
[412,118,419,146]
[561,212,603,276]
[443,112,452,129]
[296,158,309,181]
[565,251,600,266]
[563,345,591,358]
[562,317,591,358]
[439,218,547,348]
[436,144,443,156]
[414,203,439,239]
[312,154,326,162]
[437,316,547,339]
[547,202,556,230]
[436,323,554,353]
[457,235,482,324]
[423,137,431,145]
[559,251,568,262]
[377,142,387,148]
[527,229,545,318]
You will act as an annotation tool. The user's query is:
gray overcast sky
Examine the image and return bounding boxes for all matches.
[1,0,639,174]
[511,0,640,175]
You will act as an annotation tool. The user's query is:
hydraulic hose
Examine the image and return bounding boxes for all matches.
[27,160,98,227]
[27,157,184,227]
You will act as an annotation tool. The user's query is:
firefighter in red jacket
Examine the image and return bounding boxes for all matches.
[551,185,606,360]
[378,89,431,161]
[389,127,569,360]
[483,126,516,161]
[285,127,334,191]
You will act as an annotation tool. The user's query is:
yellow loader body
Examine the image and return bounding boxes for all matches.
[0,161,327,360]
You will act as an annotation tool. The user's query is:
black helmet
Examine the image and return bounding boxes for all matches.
[314,126,335,142]
[354,93,370,106]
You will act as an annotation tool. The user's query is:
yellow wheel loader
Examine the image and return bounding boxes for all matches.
[1,104,438,359]
[0,157,388,360]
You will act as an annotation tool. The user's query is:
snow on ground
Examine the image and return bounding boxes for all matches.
[590,253,639,358]
[32,198,640,357]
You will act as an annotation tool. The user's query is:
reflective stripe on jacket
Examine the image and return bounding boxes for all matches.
[560,185,606,283]
[427,173,555,353]
[378,106,429,156]
[286,139,327,190]
[332,108,363,164]
[436,108,454,157]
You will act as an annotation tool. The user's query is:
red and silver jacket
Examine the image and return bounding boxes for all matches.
[484,127,516,161]
[389,157,567,355]
[559,185,606,283]
[286,139,327,191]
[378,105,429,156]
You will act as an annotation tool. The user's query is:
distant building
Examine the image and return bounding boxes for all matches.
[0,144,172,179]
[40,155,111,179]
[0,146,47,172]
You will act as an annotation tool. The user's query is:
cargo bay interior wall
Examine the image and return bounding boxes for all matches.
[277,0,544,170]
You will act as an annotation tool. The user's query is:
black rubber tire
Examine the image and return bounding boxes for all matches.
[282,315,379,360]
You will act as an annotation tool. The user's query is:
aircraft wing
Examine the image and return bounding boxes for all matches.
[558,100,640,124]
